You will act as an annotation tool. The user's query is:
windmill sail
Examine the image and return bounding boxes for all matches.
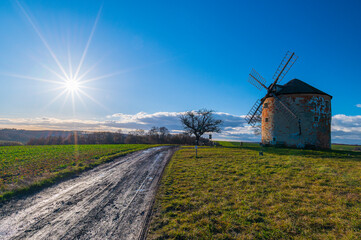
[245,99,263,126]
[248,69,267,91]
[272,94,302,135]
[272,51,298,85]
[246,51,299,134]
[271,94,298,121]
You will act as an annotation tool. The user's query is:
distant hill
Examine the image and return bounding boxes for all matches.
[0,129,83,144]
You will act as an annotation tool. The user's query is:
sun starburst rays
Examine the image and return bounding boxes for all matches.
[15,0,70,81]
[73,5,102,81]
[10,1,111,114]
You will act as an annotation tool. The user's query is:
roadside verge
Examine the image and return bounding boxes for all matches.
[0,144,160,203]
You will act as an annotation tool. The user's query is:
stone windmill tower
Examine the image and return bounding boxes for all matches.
[246,52,332,149]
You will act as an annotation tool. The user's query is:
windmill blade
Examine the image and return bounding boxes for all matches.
[245,99,263,126]
[271,94,302,135]
[271,93,298,121]
[272,51,298,86]
[248,68,268,91]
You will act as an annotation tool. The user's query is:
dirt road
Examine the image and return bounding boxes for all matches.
[0,146,176,240]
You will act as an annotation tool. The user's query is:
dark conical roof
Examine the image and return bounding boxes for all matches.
[276,79,332,98]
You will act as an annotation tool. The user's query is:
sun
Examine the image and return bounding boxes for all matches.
[64,79,80,92]
[10,1,109,113]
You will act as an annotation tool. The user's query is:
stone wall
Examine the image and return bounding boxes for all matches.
[261,93,332,149]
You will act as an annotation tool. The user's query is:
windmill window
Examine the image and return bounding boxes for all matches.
[325,101,330,108]
[264,103,268,108]
[314,116,319,122]
[265,118,269,122]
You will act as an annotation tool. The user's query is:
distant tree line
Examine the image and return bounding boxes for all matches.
[0,140,23,146]
[0,128,77,144]
[26,127,211,145]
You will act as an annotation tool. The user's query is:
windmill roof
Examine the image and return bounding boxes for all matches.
[276,79,332,98]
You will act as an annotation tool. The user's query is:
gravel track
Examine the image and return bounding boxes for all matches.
[0,146,176,240]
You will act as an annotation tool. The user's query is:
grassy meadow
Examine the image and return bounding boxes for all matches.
[0,144,157,201]
[148,143,361,239]
[332,144,361,151]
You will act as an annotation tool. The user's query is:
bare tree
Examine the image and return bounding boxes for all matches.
[180,109,222,145]
[159,127,170,137]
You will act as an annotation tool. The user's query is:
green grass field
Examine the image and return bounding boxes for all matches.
[216,141,259,148]
[216,141,361,152]
[332,144,361,151]
[0,144,157,201]
[148,144,361,239]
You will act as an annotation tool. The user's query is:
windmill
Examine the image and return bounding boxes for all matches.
[245,51,301,134]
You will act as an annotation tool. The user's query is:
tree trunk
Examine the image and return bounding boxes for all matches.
[195,135,200,146]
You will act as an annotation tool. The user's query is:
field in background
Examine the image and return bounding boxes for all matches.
[216,141,361,152]
[332,144,361,151]
[148,144,361,239]
[0,140,23,146]
[0,144,158,201]
[216,141,258,148]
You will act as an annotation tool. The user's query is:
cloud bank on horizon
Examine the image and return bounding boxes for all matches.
[0,112,360,144]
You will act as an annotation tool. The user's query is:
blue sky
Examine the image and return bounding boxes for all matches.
[0,0,360,143]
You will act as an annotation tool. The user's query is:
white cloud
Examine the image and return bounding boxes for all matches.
[0,117,113,131]
[356,104,361,108]
[106,111,256,141]
[0,112,360,144]
[331,114,361,144]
